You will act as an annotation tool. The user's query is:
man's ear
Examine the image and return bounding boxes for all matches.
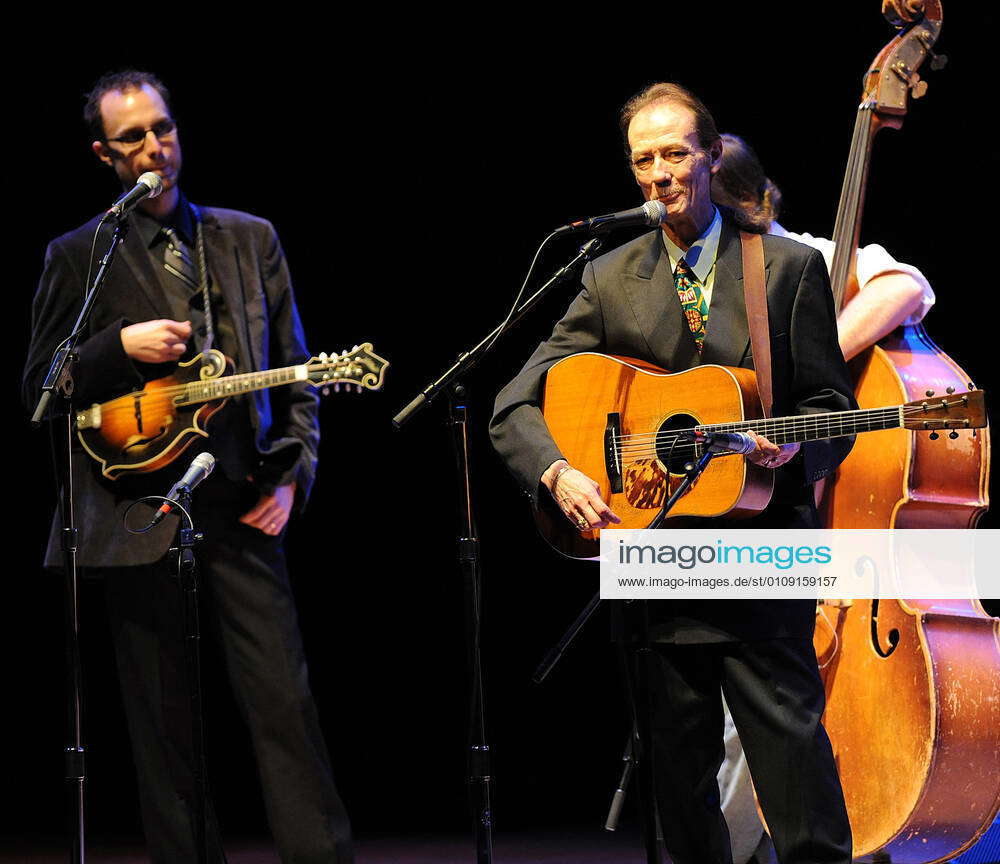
[92,139,113,167]
[708,139,723,175]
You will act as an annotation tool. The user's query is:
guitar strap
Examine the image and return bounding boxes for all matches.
[739,231,772,418]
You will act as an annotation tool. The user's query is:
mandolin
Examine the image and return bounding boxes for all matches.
[76,343,389,479]
[533,353,985,559]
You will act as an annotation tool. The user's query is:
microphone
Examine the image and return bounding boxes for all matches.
[107,171,163,219]
[555,200,666,235]
[686,430,758,455]
[148,452,216,527]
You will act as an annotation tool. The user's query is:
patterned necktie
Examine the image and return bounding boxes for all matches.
[162,227,199,291]
[674,259,709,352]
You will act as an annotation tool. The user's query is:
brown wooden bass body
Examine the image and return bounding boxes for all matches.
[810,3,999,860]
[814,594,1000,863]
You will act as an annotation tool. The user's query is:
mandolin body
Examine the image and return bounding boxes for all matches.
[76,351,232,479]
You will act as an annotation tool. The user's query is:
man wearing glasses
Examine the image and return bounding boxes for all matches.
[23,70,351,863]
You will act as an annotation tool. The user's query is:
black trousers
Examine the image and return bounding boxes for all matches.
[102,479,352,863]
[641,637,852,864]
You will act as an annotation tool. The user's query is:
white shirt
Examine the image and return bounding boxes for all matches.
[661,207,723,308]
[770,222,935,325]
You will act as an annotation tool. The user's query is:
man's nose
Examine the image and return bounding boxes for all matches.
[651,155,672,183]
[143,130,165,158]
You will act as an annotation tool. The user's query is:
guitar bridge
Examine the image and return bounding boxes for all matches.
[605,412,623,494]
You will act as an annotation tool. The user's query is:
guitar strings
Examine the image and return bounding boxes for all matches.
[612,401,973,460]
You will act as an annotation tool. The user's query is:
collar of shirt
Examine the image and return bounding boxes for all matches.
[132,189,195,249]
[661,206,722,283]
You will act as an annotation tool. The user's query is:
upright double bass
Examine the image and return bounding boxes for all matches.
[812,4,1000,861]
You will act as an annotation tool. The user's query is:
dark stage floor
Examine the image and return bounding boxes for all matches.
[1,828,654,863]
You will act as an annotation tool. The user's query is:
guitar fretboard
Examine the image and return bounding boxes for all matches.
[699,405,905,444]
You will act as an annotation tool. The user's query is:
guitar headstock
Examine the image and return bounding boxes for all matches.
[306,343,389,393]
[864,0,944,121]
[902,388,987,433]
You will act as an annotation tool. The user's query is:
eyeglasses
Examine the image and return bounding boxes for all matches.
[105,119,177,147]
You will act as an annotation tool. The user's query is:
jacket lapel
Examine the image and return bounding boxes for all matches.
[701,221,768,368]
[622,231,700,372]
[199,208,257,372]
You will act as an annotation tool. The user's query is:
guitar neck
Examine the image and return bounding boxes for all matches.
[177,365,306,405]
[701,405,905,445]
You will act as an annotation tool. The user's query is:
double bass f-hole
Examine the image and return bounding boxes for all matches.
[857,556,901,657]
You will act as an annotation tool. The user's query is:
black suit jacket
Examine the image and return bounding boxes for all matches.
[24,203,319,568]
[490,215,858,640]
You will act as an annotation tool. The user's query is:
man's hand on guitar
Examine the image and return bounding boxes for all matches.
[120,319,192,363]
[744,431,800,469]
[239,481,297,536]
[542,459,622,533]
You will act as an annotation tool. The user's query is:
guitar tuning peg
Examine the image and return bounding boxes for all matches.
[949,431,959,440]
[929,431,940,440]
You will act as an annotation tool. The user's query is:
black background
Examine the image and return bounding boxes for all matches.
[5,8,996,849]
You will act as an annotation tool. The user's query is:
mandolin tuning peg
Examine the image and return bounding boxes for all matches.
[321,386,330,397]
[319,352,328,362]
[355,383,362,394]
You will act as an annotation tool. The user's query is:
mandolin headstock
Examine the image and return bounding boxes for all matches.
[305,343,389,393]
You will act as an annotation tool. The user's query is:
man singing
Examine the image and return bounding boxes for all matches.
[490,83,856,864]
[23,70,351,863]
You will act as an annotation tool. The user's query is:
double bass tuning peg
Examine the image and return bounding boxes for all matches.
[917,33,948,71]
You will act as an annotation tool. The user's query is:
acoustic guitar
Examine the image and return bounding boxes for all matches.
[534,353,985,559]
[76,343,388,479]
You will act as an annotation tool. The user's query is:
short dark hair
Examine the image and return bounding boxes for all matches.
[711,133,783,233]
[84,69,173,141]
[619,82,721,156]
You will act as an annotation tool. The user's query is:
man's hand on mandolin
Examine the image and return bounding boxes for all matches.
[120,319,192,363]
[543,459,622,532]
[744,431,800,469]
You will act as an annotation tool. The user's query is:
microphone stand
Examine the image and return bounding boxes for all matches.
[393,235,603,864]
[29,214,129,864]
[534,444,719,864]
[167,486,209,864]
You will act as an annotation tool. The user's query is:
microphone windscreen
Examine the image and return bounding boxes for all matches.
[138,171,164,198]
[643,200,667,225]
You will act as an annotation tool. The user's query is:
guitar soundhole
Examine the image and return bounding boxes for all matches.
[655,413,699,475]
